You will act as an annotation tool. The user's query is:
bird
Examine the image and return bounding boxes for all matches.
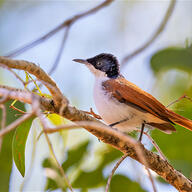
[73,53,192,141]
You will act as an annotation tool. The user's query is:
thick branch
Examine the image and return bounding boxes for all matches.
[0,85,54,112]
[0,57,67,108]
[0,85,191,191]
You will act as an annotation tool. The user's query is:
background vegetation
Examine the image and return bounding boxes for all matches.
[0,0,192,192]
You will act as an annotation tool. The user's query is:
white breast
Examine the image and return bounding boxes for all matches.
[93,78,165,132]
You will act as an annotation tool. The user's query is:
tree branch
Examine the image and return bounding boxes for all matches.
[0,58,191,191]
[0,56,67,108]
[0,113,34,137]
[44,121,192,192]
[5,0,114,58]
[34,101,74,192]
[48,26,70,75]
[121,0,176,67]
[105,154,128,192]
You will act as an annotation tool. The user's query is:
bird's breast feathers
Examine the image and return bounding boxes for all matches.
[93,76,176,133]
[94,77,165,132]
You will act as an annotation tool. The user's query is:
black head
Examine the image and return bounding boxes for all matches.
[86,53,120,78]
[73,53,120,79]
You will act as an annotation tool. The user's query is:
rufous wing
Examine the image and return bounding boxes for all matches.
[102,77,192,132]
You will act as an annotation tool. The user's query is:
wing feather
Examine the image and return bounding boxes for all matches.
[102,77,172,123]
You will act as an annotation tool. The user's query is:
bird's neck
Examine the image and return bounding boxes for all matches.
[94,76,109,85]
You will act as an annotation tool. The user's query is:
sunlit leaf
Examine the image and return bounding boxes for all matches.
[110,174,146,192]
[151,46,192,74]
[12,117,34,177]
[10,99,17,106]
[47,113,65,126]
[27,73,43,95]
[0,101,25,192]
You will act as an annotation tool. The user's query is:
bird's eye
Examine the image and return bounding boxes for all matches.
[97,61,102,67]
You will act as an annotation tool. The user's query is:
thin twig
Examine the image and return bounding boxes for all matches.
[44,121,105,134]
[10,105,27,114]
[0,112,34,137]
[0,57,67,108]
[135,143,157,192]
[5,0,114,58]
[0,64,29,90]
[0,104,6,151]
[30,25,70,90]
[0,94,9,104]
[44,121,157,192]
[166,94,192,108]
[33,98,73,192]
[105,154,128,192]
[143,131,167,161]
[136,130,167,161]
[0,85,55,113]
[49,26,70,75]
[0,104,6,129]
[82,108,102,120]
[121,0,176,67]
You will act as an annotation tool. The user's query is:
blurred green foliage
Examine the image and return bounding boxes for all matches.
[43,141,90,191]
[110,175,146,192]
[150,45,192,181]
[151,45,192,74]
[72,144,122,189]
[0,0,4,7]
[0,101,25,192]
[42,139,146,191]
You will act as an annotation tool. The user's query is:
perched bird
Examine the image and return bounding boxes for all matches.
[73,53,192,140]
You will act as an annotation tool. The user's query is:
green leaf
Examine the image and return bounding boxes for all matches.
[42,158,58,191]
[151,74,192,180]
[152,125,192,180]
[99,147,122,169]
[150,46,192,74]
[72,147,122,189]
[110,174,146,192]
[43,141,90,191]
[12,117,34,177]
[72,167,104,188]
[62,140,90,171]
[151,93,192,180]
[47,113,66,126]
[150,45,192,180]
[0,0,4,7]
[0,101,25,192]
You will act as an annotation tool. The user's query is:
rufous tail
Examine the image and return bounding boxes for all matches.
[168,110,192,131]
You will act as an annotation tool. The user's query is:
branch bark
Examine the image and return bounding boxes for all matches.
[0,56,67,108]
[0,57,191,191]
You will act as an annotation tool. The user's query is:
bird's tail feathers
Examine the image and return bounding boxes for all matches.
[168,110,192,131]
